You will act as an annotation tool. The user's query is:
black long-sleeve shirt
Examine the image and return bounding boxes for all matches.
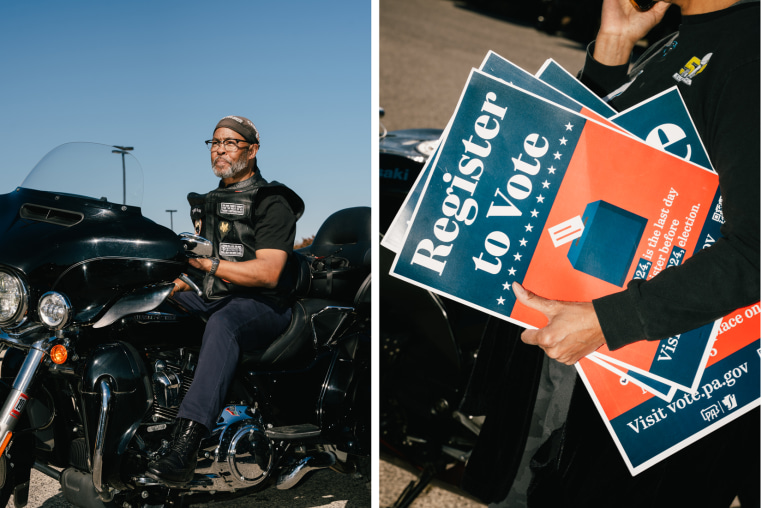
[579,2,760,350]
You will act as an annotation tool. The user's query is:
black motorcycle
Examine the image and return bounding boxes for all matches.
[379,116,494,507]
[0,142,371,507]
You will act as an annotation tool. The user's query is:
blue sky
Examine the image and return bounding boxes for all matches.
[0,1,371,241]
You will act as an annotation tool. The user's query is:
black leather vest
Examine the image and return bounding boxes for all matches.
[187,172,304,306]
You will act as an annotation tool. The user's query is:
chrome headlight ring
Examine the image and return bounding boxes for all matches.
[0,269,29,329]
[38,292,73,330]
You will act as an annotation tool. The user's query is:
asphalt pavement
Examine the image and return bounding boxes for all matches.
[379,453,485,508]
[380,0,588,132]
[19,467,370,508]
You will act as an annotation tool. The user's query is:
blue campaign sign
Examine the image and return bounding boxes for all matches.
[390,67,718,330]
[480,52,585,112]
[391,69,585,321]
[604,340,760,474]
[386,54,755,476]
[611,87,713,171]
[385,54,733,396]
[380,146,440,253]
[383,52,601,255]
[536,58,617,118]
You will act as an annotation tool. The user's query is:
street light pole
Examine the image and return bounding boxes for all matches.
[112,146,134,205]
[166,209,178,231]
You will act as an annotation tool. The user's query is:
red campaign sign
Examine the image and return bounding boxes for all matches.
[706,303,760,368]
[514,119,718,325]
[578,311,759,476]
[594,302,760,394]
[387,61,757,476]
[579,356,657,421]
[392,70,719,348]
[581,303,760,422]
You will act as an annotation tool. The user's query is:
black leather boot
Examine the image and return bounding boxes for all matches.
[147,418,205,486]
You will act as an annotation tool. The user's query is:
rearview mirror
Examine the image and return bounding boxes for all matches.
[179,232,213,258]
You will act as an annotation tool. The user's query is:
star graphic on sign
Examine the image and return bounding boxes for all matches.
[520,238,528,247]
[542,180,551,189]
[537,195,545,203]
[547,165,556,174]
[524,224,533,232]
[497,296,505,305]
[508,267,517,276]
[559,137,568,145]
[503,282,511,290]
[514,252,522,261]
[554,151,562,160]
[565,122,574,131]
[531,209,539,217]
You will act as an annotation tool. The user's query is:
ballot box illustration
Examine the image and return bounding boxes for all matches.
[560,201,648,287]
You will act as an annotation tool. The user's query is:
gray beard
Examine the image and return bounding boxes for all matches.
[213,149,249,179]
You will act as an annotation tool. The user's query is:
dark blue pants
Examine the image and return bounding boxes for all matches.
[173,292,292,433]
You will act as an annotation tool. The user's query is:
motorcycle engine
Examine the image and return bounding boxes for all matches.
[148,351,195,422]
[142,350,272,491]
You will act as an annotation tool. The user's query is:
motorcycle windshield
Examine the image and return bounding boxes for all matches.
[20,142,143,207]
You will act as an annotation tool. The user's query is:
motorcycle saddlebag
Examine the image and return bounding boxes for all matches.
[305,207,370,302]
[307,254,362,301]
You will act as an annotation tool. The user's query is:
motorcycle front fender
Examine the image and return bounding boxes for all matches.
[80,341,152,490]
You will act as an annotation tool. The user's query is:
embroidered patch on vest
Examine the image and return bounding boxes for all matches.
[219,243,244,257]
[220,203,246,215]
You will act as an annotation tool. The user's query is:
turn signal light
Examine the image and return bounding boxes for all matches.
[50,344,68,365]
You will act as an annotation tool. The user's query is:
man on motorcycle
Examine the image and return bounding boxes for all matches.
[147,115,305,486]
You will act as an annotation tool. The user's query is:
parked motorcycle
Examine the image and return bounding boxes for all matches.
[379,116,495,507]
[0,142,371,508]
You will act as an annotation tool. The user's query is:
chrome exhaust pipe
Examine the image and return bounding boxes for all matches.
[33,461,62,481]
[275,451,336,490]
[92,378,114,503]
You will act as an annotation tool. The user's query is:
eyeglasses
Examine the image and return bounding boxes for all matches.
[204,138,249,152]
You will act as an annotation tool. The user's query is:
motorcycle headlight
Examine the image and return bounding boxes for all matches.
[0,270,28,328]
[38,292,72,330]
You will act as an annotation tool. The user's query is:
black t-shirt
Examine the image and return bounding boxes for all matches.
[579,2,760,349]
[249,195,298,253]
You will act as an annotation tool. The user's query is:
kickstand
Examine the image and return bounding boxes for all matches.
[391,462,440,508]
